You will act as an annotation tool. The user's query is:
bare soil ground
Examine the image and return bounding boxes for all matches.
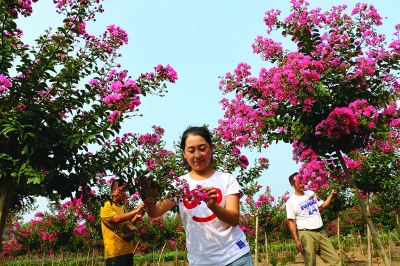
[94,244,400,265]
[142,245,400,265]
[283,245,400,266]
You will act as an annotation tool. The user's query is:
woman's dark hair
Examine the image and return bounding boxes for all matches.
[180,126,213,150]
[180,126,213,170]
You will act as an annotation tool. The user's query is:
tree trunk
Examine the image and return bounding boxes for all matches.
[0,175,14,253]
[336,149,390,266]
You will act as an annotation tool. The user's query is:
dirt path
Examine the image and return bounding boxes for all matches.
[134,245,400,265]
[283,248,400,266]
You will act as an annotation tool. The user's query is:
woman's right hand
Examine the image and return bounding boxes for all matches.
[202,186,218,208]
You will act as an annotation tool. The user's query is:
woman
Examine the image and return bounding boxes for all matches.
[144,126,253,266]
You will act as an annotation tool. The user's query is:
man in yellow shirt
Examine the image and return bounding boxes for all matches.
[100,179,146,266]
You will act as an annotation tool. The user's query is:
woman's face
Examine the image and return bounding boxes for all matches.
[182,134,213,172]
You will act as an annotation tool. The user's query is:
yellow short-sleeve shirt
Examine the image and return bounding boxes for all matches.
[100,201,134,259]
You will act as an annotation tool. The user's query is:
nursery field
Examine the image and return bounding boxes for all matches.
[285,246,400,266]
[2,239,400,266]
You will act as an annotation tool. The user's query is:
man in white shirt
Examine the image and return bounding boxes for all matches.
[286,172,340,266]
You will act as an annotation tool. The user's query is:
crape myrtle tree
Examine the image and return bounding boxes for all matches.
[241,187,291,246]
[0,0,179,251]
[1,125,269,257]
[90,124,268,204]
[215,1,400,264]
[349,144,400,231]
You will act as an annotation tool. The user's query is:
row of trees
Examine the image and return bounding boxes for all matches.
[1,1,400,265]
[0,0,265,250]
[2,181,398,259]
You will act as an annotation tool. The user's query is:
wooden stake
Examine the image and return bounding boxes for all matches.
[158,242,167,266]
[91,249,95,266]
[367,200,371,266]
[265,233,269,266]
[358,229,364,256]
[388,230,391,263]
[255,213,258,266]
[337,216,341,260]
[75,249,79,266]
[153,247,155,266]
[86,249,90,266]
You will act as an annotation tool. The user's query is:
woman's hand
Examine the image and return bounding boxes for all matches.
[202,186,218,208]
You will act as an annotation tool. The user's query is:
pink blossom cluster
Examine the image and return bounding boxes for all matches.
[7,0,38,17]
[54,0,74,9]
[263,9,281,33]
[258,157,269,169]
[94,69,141,123]
[226,146,253,168]
[230,148,241,155]
[351,3,382,27]
[3,27,25,53]
[73,224,90,237]
[343,155,363,170]
[154,64,178,83]
[292,139,317,163]
[298,159,329,191]
[93,64,177,124]
[64,17,87,36]
[217,52,323,145]
[315,107,360,139]
[42,232,58,242]
[315,100,379,140]
[254,194,275,208]
[217,95,266,146]
[34,212,44,218]
[102,24,129,52]
[252,36,283,61]
[376,130,400,153]
[0,75,12,94]
[138,133,161,146]
[238,155,249,169]
[183,184,211,203]
[107,110,120,124]
[1,239,23,258]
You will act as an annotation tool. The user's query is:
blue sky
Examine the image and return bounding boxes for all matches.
[18,0,400,220]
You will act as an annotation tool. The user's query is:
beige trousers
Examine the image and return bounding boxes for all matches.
[298,230,341,266]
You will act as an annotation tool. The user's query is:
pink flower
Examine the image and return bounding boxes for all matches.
[238,155,249,169]
[0,74,11,93]
[269,196,275,201]
[86,214,95,222]
[34,212,43,218]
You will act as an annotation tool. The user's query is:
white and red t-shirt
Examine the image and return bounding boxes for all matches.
[177,171,250,266]
[286,190,324,230]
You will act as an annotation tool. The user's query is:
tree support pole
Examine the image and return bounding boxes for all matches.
[336,149,390,266]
